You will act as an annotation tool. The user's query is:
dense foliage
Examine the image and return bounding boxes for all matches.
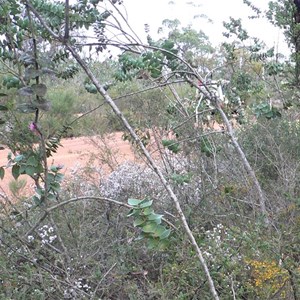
[0,0,299,299]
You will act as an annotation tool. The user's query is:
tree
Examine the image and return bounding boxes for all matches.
[266,0,300,86]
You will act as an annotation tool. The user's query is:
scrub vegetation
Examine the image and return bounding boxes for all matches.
[0,0,299,299]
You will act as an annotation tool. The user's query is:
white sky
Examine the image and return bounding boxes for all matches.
[121,0,289,55]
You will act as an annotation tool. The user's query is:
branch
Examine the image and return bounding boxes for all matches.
[26,196,177,237]
[64,0,70,41]
[187,76,270,225]
[67,78,186,126]
[91,262,117,299]
[66,44,220,300]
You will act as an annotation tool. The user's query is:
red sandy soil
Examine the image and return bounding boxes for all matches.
[0,125,225,196]
[0,132,135,196]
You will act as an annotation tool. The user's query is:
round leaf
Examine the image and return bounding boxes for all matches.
[31,83,47,97]
[14,154,24,162]
[24,67,40,80]
[128,198,143,206]
[18,86,34,97]
[32,99,51,111]
[148,213,163,224]
[133,217,146,227]
[159,229,171,240]
[142,222,158,233]
[25,166,37,176]
[147,238,160,249]
[27,156,39,167]
[140,199,153,208]
[16,103,37,113]
[152,225,167,237]
[127,208,139,217]
[142,207,154,215]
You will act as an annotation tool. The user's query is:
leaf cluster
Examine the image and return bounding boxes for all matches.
[127,198,171,249]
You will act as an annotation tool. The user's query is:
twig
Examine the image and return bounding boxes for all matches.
[26,196,177,237]
[68,79,186,127]
[91,262,117,299]
[230,276,237,300]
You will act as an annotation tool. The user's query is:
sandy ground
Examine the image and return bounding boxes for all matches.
[0,132,135,196]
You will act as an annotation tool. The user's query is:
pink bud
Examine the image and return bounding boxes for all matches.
[29,122,37,132]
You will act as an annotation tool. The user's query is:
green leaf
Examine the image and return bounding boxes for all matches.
[162,139,180,154]
[142,207,154,215]
[47,193,56,201]
[147,238,160,249]
[35,187,44,196]
[12,165,20,180]
[14,155,24,162]
[16,103,37,113]
[142,222,158,233]
[32,195,41,205]
[19,165,27,174]
[27,156,39,167]
[46,173,55,184]
[140,199,153,208]
[148,213,163,223]
[32,99,51,111]
[84,83,97,94]
[25,166,37,176]
[18,86,34,97]
[55,173,64,182]
[24,67,40,80]
[159,229,171,240]
[0,167,5,180]
[4,76,20,89]
[128,198,143,206]
[50,182,61,192]
[50,165,58,172]
[152,225,167,237]
[135,232,146,241]
[127,208,139,217]
[170,173,191,185]
[0,105,8,111]
[157,239,169,250]
[133,217,146,227]
[36,163,43,174]
[31,83,47,96]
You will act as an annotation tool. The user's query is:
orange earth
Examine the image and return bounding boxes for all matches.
[0,133,136,196]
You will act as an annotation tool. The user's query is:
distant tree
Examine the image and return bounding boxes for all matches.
[267,0,300,85]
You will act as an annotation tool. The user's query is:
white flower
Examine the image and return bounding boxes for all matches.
[27,235,35,242]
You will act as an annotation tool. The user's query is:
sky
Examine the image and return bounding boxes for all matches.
[121,0,289,55]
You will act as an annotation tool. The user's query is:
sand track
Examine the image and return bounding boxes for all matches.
[0,133,134,196]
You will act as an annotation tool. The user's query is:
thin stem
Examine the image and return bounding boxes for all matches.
[64,0,70,41]
[187,77,270,225]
